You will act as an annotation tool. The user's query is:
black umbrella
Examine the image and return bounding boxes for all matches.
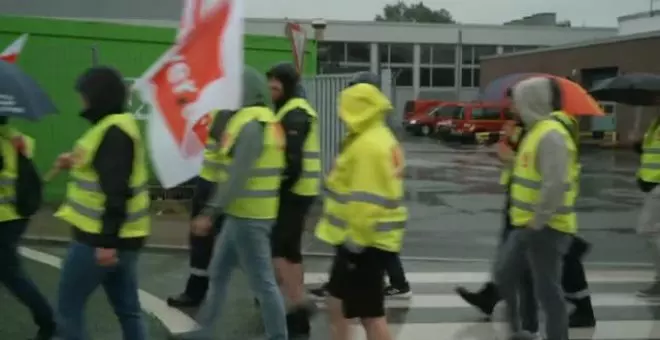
[0,60,57,120]
[589,73,660,106]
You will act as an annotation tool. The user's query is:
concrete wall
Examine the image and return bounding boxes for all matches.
[480,33,660,143]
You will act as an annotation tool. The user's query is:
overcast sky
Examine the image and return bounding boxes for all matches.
[246,0,656,27]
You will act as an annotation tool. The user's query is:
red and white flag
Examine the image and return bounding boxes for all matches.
[286,22,306,74]
[0,34,29,64]
[135,0,243,188]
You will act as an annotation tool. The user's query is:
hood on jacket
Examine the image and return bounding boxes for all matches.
[266,62,299,110]
[338,83,392,133]
[511,76,554,128]
[242,66,273,108]
[76,66,127,124]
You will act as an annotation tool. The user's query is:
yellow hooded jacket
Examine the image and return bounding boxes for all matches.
[314,83,408,253]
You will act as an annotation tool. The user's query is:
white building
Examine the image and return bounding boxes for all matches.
[618,10,660,35]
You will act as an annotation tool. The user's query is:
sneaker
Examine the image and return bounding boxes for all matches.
[308,284,328,301]
[455,286,498,316]
[637,282,660,297]
[384,285,412,299]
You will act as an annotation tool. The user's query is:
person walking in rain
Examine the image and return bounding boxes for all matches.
[495,76,580,340]
[0,115,56,340]
[266,62,320,336]
[174,66,287,340]
[54,66,151,340]
[316,72,407,340]
[633,114,660,296]
[456,86,595,328]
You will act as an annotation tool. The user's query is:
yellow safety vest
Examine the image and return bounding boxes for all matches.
[55,113,151,238]
[219,106,285,219]
[315,125,408,253]
[199,111,228,183]
[509,118,579,234]
[0,128,35,222]
[275,98,321,196]
[638,118,660,183]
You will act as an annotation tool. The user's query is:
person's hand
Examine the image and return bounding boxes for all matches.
[55,152,74,170]
[96,247,118,266]
[502,121,517,138]
[496,142,514,162]
[191,215,213,236]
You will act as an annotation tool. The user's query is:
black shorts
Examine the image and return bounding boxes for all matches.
[326,246,389,319]
[271,194,314,263]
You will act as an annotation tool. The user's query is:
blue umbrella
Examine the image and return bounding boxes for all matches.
[0,60,57,120]
[478,72,547,102]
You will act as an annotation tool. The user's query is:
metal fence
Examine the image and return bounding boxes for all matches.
[302,73,353,175]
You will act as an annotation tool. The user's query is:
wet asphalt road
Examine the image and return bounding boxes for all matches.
[2,135,655,340]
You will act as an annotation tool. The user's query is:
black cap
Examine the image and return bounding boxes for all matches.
[348,71,380,88]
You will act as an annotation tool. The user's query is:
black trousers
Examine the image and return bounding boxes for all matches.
[385,252,409,288]
[0,219,54,329]
[184,177,225,301]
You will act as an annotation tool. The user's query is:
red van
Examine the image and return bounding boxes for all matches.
[402,100,445,135]
[431,102,511,142]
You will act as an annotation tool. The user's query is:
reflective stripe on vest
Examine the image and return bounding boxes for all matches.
[275,98,321,196]
[0,130,34,222]
[219,106,285,219]
[55,113,151,238]
[508,119,578,234]
[638,118,660,183]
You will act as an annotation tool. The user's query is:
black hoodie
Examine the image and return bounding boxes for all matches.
[266,63,313,199]
[75,66,143,250]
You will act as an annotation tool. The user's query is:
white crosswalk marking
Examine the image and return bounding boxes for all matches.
[305,270,660,340]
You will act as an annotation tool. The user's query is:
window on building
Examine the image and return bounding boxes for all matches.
[420,67,432,87]
[502,45,543,54]
[473,68,481,87]
[318,41,346,63]
[474,45,498,62]
[319,63,370,75]
[346,42,371,63]
[390,43,414,64]
[432,44,456,65]
[431,68,455,87]
[421,45,432,64]
[379,44,390,64]
[471,107,502,120]
[461,67,481,87]
[461,45,474,65]
[391,67,413,86]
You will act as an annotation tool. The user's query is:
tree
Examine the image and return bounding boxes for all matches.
[375,1,455,24]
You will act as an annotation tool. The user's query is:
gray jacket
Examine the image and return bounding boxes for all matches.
[511,77,572,230]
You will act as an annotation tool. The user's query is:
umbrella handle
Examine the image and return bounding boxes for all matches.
[43,168,61,183]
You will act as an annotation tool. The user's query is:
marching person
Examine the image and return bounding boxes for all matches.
[633,113,660,296]
[456,84,595,329]
[316,71,407,340]
[54,66,150,340]
[0,117,56,340]
[168,109,234,308]
[266,62,320,336]
[494,76,580,340]
[175,66,287,340]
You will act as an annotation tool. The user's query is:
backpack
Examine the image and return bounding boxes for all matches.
[12,137,43,217]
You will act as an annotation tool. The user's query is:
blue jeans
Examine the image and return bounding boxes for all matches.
[0,219,55,331]
[188,215,287,340]
[57,241,146,340]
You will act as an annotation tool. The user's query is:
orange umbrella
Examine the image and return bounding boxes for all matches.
[544,75,605,116]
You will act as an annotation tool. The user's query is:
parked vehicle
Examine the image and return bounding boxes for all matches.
[402,99,445,136]
[431,102,511,142]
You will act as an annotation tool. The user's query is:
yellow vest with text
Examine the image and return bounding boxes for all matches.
[0,128,35,222]
[219,106,285,219]
[55,114,151,238]
[638,118,660,183]
[509,118,579,234]
[199,110,228,183]
[315,126,408,253]
[275,98,321,196]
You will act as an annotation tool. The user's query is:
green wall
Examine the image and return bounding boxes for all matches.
[0,16,317,202]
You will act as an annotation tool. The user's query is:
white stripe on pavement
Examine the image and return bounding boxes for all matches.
[19,247,198,334]
[315,293,660,309]
[305,270,656,285]
[348,320,660,340]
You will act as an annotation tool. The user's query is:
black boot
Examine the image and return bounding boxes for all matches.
[287,308,311,338]
[167,275,208,308]
[568,297,596,328]
[167,293,203,308]
[455,282,500,316]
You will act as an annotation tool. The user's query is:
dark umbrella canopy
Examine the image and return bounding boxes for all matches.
[589,73,660,106]
[0,60,57,120]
